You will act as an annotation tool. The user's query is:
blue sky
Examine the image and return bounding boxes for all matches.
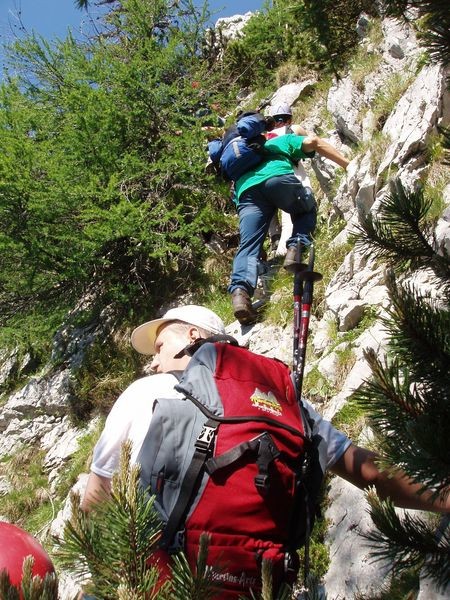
[0,0,263,47]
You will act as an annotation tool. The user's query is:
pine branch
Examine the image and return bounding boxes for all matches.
[383,273,450,384]
[59,442,168,598]
[245,558,294,599]
[260,559,273,600]
[355,180,449,276]
[364,491,450,589]
[355,349,450,493]
[0,557,58,600]
[169,533,222,599]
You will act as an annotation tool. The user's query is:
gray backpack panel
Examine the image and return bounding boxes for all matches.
[137,344,224,522]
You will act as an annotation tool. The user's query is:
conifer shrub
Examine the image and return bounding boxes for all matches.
[0,556,58,600]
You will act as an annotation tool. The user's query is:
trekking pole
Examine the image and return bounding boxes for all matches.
[287,240,322,398]
[286,241,322,590]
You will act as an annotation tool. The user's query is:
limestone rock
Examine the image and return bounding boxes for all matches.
[0,350,19,390]
[50,473,89,541]
[378,63,446,173]
[227,321,293,366]
[57,571,85,600]
[0,415,60,458]
[327,76,364,143]
[381,16,419,65]
[42,421,81,490]
[355,161,377,217]
[435,214,450,256]
[311,154,338,194]
[214,12,253,42]
[361,109,377,142]
[317,342,350,389]
[356,13,370,39]
[50,474,90,600]
[3,369,74,419]
[418,540,450,600]
[0,475,12,496]
[312,313,335,356]
[388,40,404,59]
[338,301,366,332]
[326,249,386,330]
[323,468,391,598]
[322,321,389,421]
[268,81,317,112]
[332,151,379,223]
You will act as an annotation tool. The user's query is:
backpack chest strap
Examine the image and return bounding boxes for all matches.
[206,431,281,495]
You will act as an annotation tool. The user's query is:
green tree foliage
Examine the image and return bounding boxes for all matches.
[353,180,450,590]
[220,1,306,89]
[219,0,378,88]
[292,0,378,76]
[0,0,229,350]
[60,442,174,598]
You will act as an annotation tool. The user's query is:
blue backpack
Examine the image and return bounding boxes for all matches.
[207,112,268,181]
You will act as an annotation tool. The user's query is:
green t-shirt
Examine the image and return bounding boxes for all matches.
[234,134,314,201]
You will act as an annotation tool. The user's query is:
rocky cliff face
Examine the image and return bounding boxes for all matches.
[0,13,448,600]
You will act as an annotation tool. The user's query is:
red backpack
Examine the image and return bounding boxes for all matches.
[138,339,322,598]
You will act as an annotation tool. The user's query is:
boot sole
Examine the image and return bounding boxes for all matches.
[283,260,308,273]
[234,307,257,325]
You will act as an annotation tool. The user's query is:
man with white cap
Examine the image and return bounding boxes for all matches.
[81,304,226,510]
[82,303,450,521]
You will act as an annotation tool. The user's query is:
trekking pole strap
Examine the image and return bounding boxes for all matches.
[159,417,219,551]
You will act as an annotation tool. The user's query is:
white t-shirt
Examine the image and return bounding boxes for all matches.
[91,373,182,478]
[91,373,351,479]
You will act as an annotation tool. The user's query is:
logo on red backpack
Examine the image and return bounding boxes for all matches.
[250,387,282,416]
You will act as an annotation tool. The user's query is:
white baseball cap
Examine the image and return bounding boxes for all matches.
[270,103,293,117]
[131,305,226,355]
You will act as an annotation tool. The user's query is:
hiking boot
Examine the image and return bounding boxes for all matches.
[283,245,308,272]
[231,289,257,325]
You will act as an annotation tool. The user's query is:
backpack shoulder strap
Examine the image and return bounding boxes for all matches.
[159,415,220,550]
[173,334,239,359]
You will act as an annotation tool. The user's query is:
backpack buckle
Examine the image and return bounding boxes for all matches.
[254,432,280,495]
[254,473,270,494]
[195,424,217,453]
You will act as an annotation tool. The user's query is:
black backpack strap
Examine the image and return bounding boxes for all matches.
[173,334,239,359]
[159,417,220,551]
[206,431,281,495]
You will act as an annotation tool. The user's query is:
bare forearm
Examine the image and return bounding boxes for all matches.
[331,444,449,513]
[81,471,112,511]
[302,135,349,169]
